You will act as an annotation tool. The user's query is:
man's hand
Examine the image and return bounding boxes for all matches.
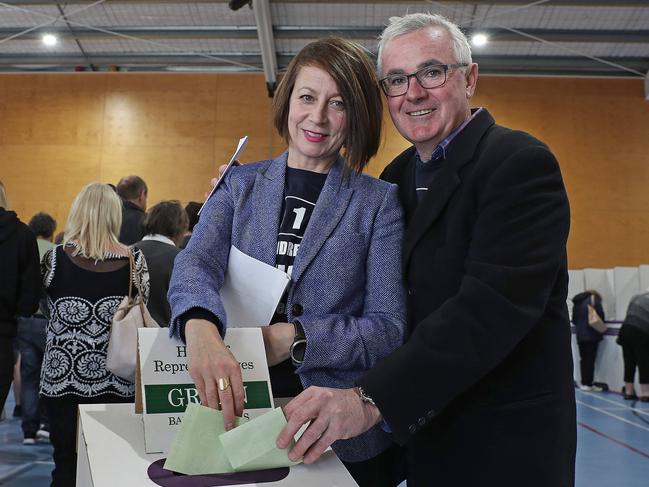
[185,319,245,430]
[277,386,382,464]
[261,323,294,366]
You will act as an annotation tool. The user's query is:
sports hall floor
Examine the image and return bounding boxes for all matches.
[0,388,648,486]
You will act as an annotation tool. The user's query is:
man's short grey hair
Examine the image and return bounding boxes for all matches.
[377,12,473,75]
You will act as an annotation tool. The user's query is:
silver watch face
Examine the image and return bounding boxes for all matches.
[289,338,307,364]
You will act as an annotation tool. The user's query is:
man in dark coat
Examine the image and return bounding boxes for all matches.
[278,12,575,487]
[0,182,41,415]
[116,175,148,245]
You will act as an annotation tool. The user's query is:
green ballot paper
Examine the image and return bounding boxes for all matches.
[163,402,247,475]
[163,403,301,475]
[220,406,301,471]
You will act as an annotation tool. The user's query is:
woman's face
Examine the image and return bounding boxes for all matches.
[287,65,347,171]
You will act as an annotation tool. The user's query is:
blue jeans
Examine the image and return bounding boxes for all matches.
[16,316,48,436]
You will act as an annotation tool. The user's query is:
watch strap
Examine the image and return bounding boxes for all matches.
[289,320,307,365]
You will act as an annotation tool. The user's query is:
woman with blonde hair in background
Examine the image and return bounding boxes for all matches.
[40,182,149,487]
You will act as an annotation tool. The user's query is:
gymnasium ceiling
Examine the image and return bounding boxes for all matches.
[0,0,648,93]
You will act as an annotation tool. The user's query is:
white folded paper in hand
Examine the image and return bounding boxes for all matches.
[221,246,291,327]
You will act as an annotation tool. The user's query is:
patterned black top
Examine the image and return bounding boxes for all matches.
[40,244,149,398]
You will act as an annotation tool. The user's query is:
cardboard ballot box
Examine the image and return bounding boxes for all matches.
[76,403,358,487]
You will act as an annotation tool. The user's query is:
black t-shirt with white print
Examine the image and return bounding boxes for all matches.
[270,166,327,398]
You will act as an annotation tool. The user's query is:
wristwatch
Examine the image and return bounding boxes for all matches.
[289,320,307,365]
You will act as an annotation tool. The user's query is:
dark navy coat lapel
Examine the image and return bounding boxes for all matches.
[402,111,496,269]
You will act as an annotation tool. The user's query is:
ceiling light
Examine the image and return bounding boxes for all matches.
[471,34,488,47]
[42,34,57,46]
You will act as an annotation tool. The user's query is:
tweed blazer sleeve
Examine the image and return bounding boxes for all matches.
[167,175,235,338]
[292,181,407,378]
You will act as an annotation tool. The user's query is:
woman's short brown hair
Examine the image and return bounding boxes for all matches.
[272,37,383,173]
[144,200,189,243]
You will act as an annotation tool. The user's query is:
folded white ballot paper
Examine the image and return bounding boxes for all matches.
[198,135,248,216]
[221,246,291,327]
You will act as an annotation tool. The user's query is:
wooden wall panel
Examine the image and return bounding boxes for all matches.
[0,144,102,228]
[0,73,647,269]
[0,75,105,146]
[213,74,285,163]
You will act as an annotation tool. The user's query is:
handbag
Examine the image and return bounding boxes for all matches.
[106,250,159,381]
[587,295,607,334]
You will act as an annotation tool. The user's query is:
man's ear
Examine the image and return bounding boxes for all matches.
[465,63,479,99]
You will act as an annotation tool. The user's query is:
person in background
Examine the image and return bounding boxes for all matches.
[278,13,574,487]
[135,200,188,326]
[28,212,56,257]
[169,37,406,486]
[16,212,57,444]
[40,182,149,486]
[116,175,148,245]
[11,356,22,418]
[572,290,605,392]
[618,289,649,401]
[0,181,41,425]
[180,201,201,249]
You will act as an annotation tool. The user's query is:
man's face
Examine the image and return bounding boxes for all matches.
[380,27,478,159]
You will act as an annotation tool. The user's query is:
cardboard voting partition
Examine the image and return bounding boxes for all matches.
[584,268,616,319]
[76,403,358,487]
[613,267,640,321]
[138,327,274,453]
[567,270,585,319]
[639,265,649,294]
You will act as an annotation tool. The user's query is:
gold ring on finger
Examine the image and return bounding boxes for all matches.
[217,377,230,391]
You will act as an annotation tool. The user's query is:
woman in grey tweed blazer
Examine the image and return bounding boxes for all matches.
[168,38,406,485]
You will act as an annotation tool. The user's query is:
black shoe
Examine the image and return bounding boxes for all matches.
[12,405,21,417]
[640,396,649,402]
[622,387,638,400]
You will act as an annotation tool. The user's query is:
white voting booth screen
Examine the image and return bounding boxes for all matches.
[569,264,648,392]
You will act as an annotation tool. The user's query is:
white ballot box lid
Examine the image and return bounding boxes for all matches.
[76,403,358,487]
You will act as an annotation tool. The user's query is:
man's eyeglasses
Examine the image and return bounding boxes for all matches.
[379,63,469,97]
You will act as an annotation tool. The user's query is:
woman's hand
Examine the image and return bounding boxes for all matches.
[204,161,240,198]
[185,319,244,430]
[261,323,295,366]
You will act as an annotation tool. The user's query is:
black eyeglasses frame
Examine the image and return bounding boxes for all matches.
[379,63,469,97]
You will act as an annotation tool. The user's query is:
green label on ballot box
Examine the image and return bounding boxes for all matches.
[145,381,272,414]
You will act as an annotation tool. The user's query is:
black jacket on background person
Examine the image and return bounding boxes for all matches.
[358,109,575,487]
[119,200,145,245]
[0,209,40,336]
[134,239,180,327]
[572,291,605,343]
